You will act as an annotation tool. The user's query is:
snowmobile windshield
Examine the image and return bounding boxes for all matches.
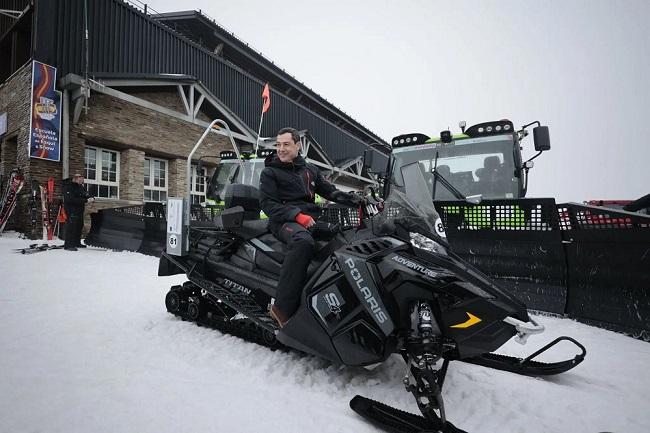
[391,134,520,200]
[208,159,265,200]
[372,162,440,237]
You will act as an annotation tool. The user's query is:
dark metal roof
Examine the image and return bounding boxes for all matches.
[151,10,389,153]
[21,0,389,170]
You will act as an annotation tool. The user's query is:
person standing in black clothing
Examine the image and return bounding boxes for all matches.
[63,173,93,251]
[260,127,361,327]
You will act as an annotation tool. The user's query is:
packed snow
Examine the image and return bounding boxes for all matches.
[1,234,649,433]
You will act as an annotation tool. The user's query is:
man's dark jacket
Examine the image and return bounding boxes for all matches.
[63,179,88,215]
[260,154,342,226]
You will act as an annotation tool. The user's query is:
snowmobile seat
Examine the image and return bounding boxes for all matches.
[251,232,334,277]
[235,218,269,239]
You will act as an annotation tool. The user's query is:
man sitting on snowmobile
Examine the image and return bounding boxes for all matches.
[260,127,362,327]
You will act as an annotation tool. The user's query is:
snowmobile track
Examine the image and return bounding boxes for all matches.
[165,282,283,351]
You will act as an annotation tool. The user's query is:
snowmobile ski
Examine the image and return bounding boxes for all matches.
[462,336,586,376]
[350,395,466,433]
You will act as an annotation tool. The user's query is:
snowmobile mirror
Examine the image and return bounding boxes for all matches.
[533,126,551,152]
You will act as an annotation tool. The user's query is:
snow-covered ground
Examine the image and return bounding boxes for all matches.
[1,234,649,433]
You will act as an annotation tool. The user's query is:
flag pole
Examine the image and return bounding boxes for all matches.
[251,83,270,184]
[250,109,264,185]
[254,108,264,157]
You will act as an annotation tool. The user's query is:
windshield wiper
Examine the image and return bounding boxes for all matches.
[431,152,466,200]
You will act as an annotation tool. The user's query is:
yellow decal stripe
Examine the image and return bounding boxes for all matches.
[450,312,482,329]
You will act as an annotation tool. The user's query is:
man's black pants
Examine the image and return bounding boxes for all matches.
[273,222,315,317]
[64,211,84,247]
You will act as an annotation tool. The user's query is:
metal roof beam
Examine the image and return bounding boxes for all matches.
[0,8,25,19]
[177,85,190,116]
[308,160,377,185]
[85,75,256,141]
[193,93,205,119]
[337,156,363,171]
[59,74,255,143]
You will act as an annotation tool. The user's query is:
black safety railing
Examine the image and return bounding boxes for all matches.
[557,202,650,230]
[436,199,561,232]
[320,205,361,230]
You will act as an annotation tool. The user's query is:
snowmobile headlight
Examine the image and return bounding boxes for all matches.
[409,232,447,256]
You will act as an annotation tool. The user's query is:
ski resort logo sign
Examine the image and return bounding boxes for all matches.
[29,61,61,162]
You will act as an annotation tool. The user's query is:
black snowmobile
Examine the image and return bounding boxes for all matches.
[159,161,586,433]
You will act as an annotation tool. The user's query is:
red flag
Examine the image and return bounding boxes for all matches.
[262,83,271,113]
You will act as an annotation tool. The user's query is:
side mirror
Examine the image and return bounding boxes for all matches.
[196,159,204,175]
[533,126,551,152]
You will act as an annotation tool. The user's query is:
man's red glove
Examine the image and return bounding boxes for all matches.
[295,213,314,228]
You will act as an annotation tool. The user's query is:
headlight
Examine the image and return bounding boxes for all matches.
[409,232,447,255]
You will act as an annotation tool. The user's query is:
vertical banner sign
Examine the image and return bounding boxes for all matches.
[29,61,61,161]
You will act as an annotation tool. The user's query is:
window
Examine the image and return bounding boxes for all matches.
[191,164,208,204]
[84,146,119,199]
[144,157,168,202]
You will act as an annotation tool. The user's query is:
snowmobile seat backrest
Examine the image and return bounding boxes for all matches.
[219,206,244,229]
[224,184,261,220]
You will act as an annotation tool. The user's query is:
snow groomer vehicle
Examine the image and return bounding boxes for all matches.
[385,119,650,341]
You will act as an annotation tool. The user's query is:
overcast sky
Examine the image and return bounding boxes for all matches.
[143,0,649,202]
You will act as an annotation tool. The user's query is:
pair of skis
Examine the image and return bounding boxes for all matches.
[14,243,106,254]
[0,170,26,234]
[38,177,56,240]
[0,171,56,238]
[27,177,57,240]
[16,243,64,254]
